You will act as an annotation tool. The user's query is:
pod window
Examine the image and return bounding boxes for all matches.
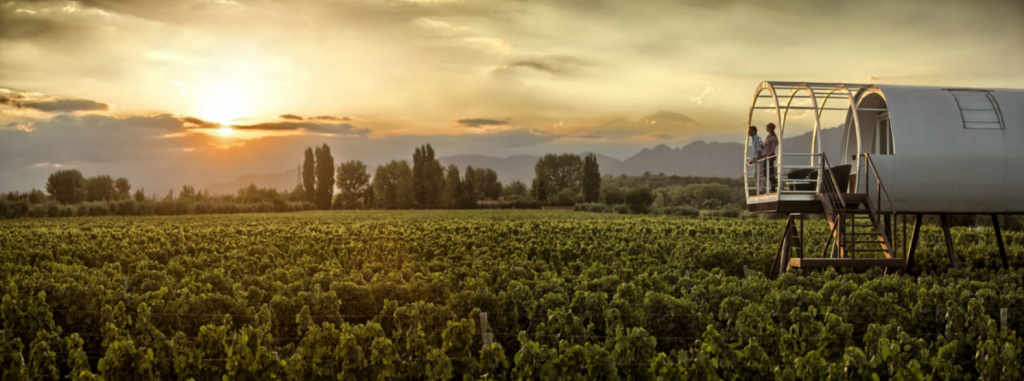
[949,90,1004,129]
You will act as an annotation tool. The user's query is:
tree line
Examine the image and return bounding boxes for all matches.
[304,143,586,210]
[1,142,608,218]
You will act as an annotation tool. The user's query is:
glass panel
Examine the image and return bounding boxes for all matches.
[950,90,1004,129]
[951,91,995,110]
[964,121,1002,129]
[961,109,1000,123]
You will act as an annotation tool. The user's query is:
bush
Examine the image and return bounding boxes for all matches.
[624,187,654,214]
[652,206,700,217]
[702,206,742,218]
[574,203,608,213]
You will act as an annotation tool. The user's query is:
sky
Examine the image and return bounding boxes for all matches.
[2,0,1023,193]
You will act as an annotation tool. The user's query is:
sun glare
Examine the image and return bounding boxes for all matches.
[192,79,256,125]
[218,127,234,136]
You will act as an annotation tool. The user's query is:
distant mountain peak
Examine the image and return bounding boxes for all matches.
[638,111,696,124]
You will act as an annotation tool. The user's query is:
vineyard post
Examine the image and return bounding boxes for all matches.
[480,312,493,346]
[1001,308,1008,332]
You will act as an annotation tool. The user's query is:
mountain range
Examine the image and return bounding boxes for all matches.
[206,113,843,193]
[437,125,842,184]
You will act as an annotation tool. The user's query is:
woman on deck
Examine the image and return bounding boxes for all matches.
[763,123,779,192]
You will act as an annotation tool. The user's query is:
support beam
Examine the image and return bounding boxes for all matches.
[770,214,796,278]
[992,214,1009,269]
[904,214,922,274]
[939,214,960,270]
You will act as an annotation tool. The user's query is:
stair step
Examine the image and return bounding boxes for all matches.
[790,257,905,269]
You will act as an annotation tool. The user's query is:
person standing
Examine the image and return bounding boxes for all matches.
[763,123,779,191]
[748,126,764,192]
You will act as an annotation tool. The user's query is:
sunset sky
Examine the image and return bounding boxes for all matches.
[2,0,1023,192]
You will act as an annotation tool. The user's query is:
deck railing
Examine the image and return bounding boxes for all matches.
[746,153,823,197]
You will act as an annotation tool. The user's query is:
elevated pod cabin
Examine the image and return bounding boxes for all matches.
[744,81,1024,276]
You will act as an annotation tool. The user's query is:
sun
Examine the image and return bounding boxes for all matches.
[218,127,234,136]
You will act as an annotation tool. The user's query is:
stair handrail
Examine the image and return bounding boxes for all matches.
[859,153,896,214]
[818,153,846,258]
[818,153,846,212]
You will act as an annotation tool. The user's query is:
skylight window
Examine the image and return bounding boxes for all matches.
[949,90,1003,129]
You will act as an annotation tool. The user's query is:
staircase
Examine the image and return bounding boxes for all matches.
[772,154,905,276]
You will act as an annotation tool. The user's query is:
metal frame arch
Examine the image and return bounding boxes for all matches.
[854,87,893,156]
[778,84,822,167]
[745,81,784,198]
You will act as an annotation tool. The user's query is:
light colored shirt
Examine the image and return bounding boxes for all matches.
[750,135,763,157]
[763,135,778,157]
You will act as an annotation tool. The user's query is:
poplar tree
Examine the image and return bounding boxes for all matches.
[302,147,316,203]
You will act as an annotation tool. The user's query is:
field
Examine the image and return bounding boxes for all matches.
[2,211,1024,380]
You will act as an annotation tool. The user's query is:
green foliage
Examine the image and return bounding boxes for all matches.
[582,153,601,203]
[474,167,502,200]
[45,169,86,205]
[534,153,583,202]
[445,164,463,208]
[624,187,654,214]
[314,144,335,210]
[85,175,116,202]
[336,160,372,209]
[2,211,1024,379]
[503,180,528,198]
[373,160,415,209]
[303,146,317,203]
[413,144,446,208]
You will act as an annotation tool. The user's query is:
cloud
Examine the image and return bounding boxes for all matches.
[227,122,368,135]
[448,128,556,148]
[689,85,720,106]
[494,56,587,76]
[313,116,350,121]
[279,114,303,120]
[1,95,110,113]
[456,118,510,127]
[182,116,216,128]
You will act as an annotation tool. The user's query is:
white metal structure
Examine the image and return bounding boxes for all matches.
[744,81,1024,214]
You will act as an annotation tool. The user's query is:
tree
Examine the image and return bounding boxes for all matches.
[473,168,501,199]
[314,144,335,210]
[533,153,583,203]
[289,184,306,202]
[445,164,462,207]
[179,185,196,201]
[133,189,146,202]
[47,169,87,205]
[373,160,414,209]
[302,147,316,203]
[27,189,47,204]
[461,165,477,208]
[625,187,655,214]
[413,144,445,208]
[503,180,528,198]
[85,175,116,202]
[114,178,131,200]
[335,160,371,209]
[531,177,548,202]
[582,153,601,202]
[601,187,625,205]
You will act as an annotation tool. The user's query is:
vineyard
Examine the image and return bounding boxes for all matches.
[2,210,1024,380]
